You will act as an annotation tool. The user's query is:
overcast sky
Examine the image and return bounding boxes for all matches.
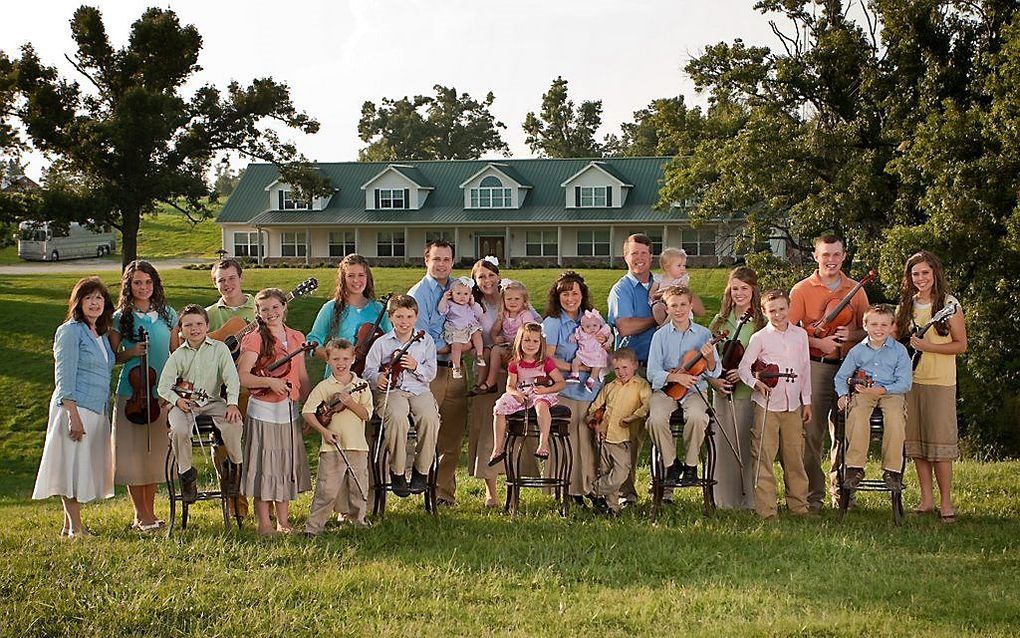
[2,0,782,180]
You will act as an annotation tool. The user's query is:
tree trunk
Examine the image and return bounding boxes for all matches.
[120,209,140,269]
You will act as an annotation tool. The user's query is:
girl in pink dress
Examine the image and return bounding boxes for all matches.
[472,279,541,395]
[569,308,612,391]
[488,322,566,461]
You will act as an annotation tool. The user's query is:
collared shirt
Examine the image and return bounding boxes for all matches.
[834,336,913,397]
[607,271,655,362]
[301,372,374,452]
[587,376,652,444]
[408,274,450,358]
[364,329,438,395]
[158,337,240,406]
[307,298,391,379]
[647,320,721,392]
[788,271,870,360]
[738,322,812,411]
[205,295,256,332]
[542,312,602,401]
[52,320,115,414]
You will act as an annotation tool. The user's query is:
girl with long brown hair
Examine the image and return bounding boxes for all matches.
[237,288,312,535]
[108,260,179,532]
[707,267,765,510]
[897,251,967,523]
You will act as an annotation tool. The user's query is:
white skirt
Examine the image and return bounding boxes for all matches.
[32,399,115,504]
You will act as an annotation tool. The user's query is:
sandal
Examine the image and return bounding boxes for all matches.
[468,383,495,397]
[487,451,506,467]
[939,511,957,524]
[910,507,936,515]
[534,449,550,460]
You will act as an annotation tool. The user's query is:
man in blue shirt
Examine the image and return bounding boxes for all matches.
[408,240,467,505]
[647,286,721,486]
[834,304,912,491]
[607,233,657,364]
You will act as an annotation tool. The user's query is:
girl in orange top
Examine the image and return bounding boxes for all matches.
[237,288,312,535]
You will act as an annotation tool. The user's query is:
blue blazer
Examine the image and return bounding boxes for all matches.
[52,320,115,414]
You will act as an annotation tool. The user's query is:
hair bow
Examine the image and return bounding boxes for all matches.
[456,275,475,289]
[482,255,500,267]
[499,278,520,291]
[583,308,603,320]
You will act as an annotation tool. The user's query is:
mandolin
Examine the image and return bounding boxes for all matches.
[662,331,728,401]
[807,269,877,359]
[379,330,426,390]
[352,293,393,375]
[314,382,369,426]
[210,278,319,360]
[903,302,958,370]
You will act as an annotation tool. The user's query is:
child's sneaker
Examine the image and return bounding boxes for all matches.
[566,372,581,384]
[476,358,487,367]
[452,367,463,379]
[584,377,596,392]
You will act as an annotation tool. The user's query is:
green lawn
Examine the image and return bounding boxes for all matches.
[1,267,1018,636]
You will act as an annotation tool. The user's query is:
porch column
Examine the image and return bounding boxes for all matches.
[305,226,310,266]
[403,225,409,266]
[662,224,668,257]
[556,225,563,268]
[353,226,360,256]
[505,225,511,268]
[256,225,264,267]
[609,226,615,269]
[454,226,461,265]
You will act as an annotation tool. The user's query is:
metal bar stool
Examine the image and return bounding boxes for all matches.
[164,414,241,537]
[502,403,573,517]
[832,407,906,525]
[370,414,438,519]
[649,406,718,520]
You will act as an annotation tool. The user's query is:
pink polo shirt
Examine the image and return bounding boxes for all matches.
[738,322,812,412]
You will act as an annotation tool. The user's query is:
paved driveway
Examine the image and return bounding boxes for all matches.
[0,258,203,275]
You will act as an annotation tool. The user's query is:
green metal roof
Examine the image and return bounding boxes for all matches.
[218,157,693,226]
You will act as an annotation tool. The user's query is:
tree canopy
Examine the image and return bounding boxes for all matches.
[358,85,508,161]
[2,5,328,267]
[523,76,604,157]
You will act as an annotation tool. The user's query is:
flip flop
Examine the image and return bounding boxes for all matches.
[940,511,957,524]
[487,451,506,467]
[910,507,936,515]
[534,450,549,460]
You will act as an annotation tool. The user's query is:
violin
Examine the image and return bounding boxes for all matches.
[125,327,162,425]
[313,382,369,426]
[719,308,754,389]
[379,330,426,390]
[171,378,213,408]
[807,269,877,359]
[517,375,555,392]
[250,340,318,398]
[662,331,728,401]
[209,278,319,360]
[352,293,393,375]
[847,369,874,395]
[750,359,798,388]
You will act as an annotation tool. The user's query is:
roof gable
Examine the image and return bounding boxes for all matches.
[559,161,633,188]
[360,164,435,190]
[458,163,532,189]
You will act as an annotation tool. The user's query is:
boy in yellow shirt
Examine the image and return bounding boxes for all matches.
[302,339,374,534]
[586,348,651,515]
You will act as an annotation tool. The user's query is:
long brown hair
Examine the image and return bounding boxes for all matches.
[510,322,546,365]
[710,267,765,333]
[544,271,593,318]
[116,260,172,339]
[254,288,290,364]
[67,277,114,335]
[470,258,500,304]
[895,251,951,338]
[328,254,377,338]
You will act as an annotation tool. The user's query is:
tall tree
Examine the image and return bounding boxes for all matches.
[358,85,508,161]
[604,96,709,157]
[523,76,604,157]
[6,6,328,267]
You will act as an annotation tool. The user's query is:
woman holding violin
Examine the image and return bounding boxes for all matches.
[33,278,117,538]
[237,288,312,535]
[895,251,967,523]
[109,260,179,532]
[707,267,765,510]
[308,254,391,378]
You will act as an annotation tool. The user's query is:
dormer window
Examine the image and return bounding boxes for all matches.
[470,176,513,209]
[279,189,309,210]
[377,188,407,209]
[577,186,611,207]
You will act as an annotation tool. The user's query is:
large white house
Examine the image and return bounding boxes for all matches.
[215,156,752,267]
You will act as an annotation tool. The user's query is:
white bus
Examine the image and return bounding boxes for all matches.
[18,221,117,261]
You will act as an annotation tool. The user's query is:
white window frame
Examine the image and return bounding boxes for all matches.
[233,231,263,258]
[328,231,356,258]
[425,231,456,255]
[576,230,610,257]
[470,177,513,209]
[281,189,309,210]
[377,231,405,257]
[280,231,307,257]
[579,186,608,208]
[679,229,715,257]
[525,230,558,257]
[378,189,406,209]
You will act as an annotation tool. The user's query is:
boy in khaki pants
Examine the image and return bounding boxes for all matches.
[834,305,912,491]
[303,339,374,534]
[738,290,812,519]
[586,348,651,515]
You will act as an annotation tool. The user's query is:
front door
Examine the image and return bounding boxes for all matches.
[476,234,505,264]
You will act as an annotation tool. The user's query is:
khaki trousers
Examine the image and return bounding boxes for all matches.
[803,360,840,509]
[375,389,440,476]
[712,394,754,510]
[647,390,710,468]
[431,366,468,502]
[751,404,809,517]
[544,397,596,497]
[168,400,242,474]
[305,450,369,533]
[844,393,906,472]
[618,413,646,503]
[595,441,631,512]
